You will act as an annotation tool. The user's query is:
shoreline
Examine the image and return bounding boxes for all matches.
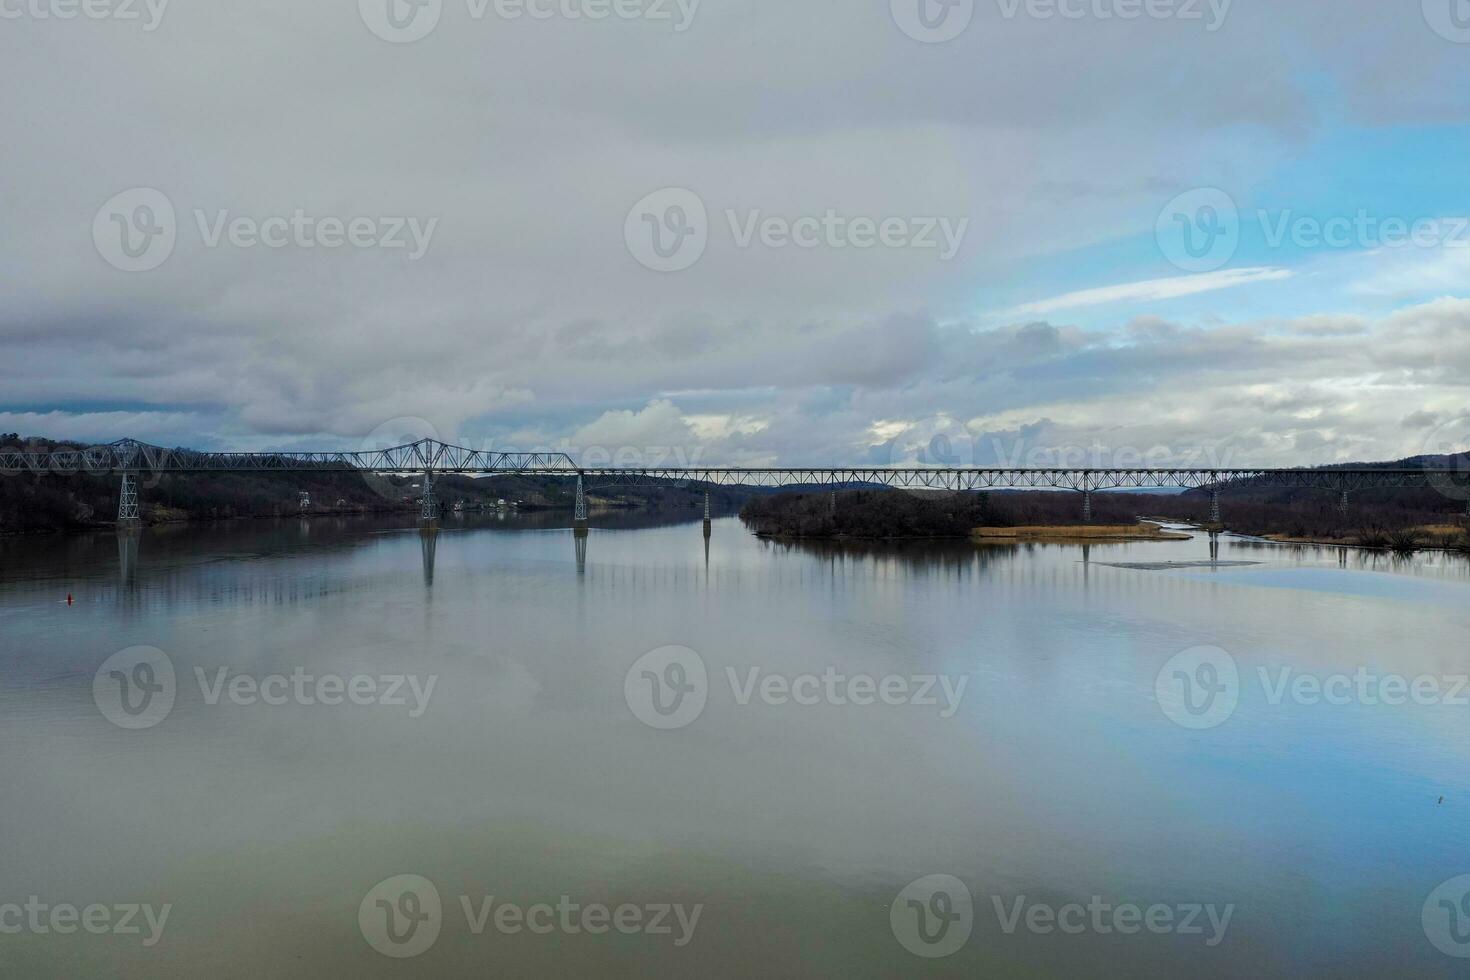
[1258,531,1469,554]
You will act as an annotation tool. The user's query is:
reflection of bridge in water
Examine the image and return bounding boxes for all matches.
[6,438,1468,588]
[16,519,1469,618]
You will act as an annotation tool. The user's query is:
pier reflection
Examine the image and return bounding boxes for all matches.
[420,527,438,587]
[2,515,1468,618]
[116,527,139,589]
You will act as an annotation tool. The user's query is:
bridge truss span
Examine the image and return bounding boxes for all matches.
[575,466,1446,493]
[0,438,578,476]
[3,437,1465,526]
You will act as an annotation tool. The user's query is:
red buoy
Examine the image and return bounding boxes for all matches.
[66,594,73,606]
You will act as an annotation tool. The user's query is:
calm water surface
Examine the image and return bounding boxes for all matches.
[2,514,1469,977]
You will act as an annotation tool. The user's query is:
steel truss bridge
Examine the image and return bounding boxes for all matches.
[0,438,578,476]
[3,438,1466,526]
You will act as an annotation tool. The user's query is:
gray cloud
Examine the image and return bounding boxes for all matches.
[2,1,1467,465]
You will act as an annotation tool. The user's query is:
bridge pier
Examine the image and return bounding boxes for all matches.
[830,490,837,517]
[419,470,438,525]
[1338,489,1350,517]
[703,491,712,535]
[117,472,141,527]
[1209,488,1222,526]
[573,475,588,573]
[1082,489,1093,523]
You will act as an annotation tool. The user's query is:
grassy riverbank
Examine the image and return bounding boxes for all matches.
[973,523,1191,543]
[1258,524,1470,553]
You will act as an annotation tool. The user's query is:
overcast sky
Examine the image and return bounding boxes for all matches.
[3,0,1470,467]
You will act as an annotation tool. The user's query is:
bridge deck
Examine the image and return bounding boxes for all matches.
[1,439,1463,493]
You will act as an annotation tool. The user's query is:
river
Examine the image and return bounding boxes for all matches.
[1,513,1469,977]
